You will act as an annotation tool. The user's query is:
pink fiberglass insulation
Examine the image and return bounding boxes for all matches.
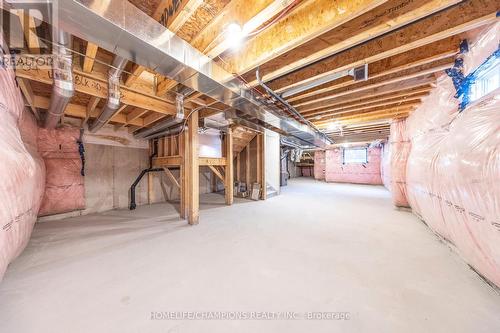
[404,23,500,287]
[38,127,85,216]
[0,65,45,280]
[380,142,391,190]
[325,147,382,185]
[388,119,410,207]
[314,151,326,180]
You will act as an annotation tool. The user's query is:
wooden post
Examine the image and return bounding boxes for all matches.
[179,130,187,219]
[187,111,199,225]
[258,133,266,200]
[224,127,234,205]
[236,152,241,182]
[245,144,250,189]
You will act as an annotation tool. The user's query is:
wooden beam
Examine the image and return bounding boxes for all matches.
[187,111,199,225]
[208,165,225,182]
[153,0,204,32]
[15,59,177,115]
[82,42,98,73]
[314,102,420,124]
[16,10,40,53]
[287,39,459,102]
[245,145,251,187]
[153,155,183,167]
[199,157,227,166]
[315,107,414,126]
[302,88,431,117]
[297,77,435,113]
[256,134,262,189]
[180,131,187,218]
[191,0,290,57]
[83,96,100,126]
[267,0,498,92]
[156,78,179,97]
[32,95,146,127]
[16,77,39,119]
[220,0,388,76]
[125,64,146,87]
[243,0,462,85]
[224,128,234,205]
[259,133,266,200]
[292,59,453,107]
[305,95,425,120]
[236,152,241,182]
[163,167,181,189]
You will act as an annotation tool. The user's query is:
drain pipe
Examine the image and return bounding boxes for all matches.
[256,68,332,144]
[44,30,74,129]
[88,56,128,133]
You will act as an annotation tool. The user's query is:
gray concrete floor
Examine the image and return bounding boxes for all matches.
[1,178,499,333]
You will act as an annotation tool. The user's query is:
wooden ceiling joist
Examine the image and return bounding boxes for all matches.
[266,0,498,92]
[220,0,388,76]
[33,95,146,126]
[304,95,426,120]
[287,38,460,102]
[15,59,177,115]
[82,42,98,73]
[241,0,463,85]
[299,85,433,115]
[297,77,435,113]
[292,58,453,107]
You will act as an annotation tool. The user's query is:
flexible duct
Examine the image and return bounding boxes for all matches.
[44,30,74,129]
[88,56,128,133]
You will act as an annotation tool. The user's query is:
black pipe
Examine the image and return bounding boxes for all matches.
[129,167,163,210]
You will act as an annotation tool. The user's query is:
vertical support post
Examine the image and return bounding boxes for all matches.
[245,144,250,189]
[187,111,199,225]
[148,139,154,204]
[179,131,186,219]
[224,127,234,205]
[236,153,241,182]
[258,133,266,200]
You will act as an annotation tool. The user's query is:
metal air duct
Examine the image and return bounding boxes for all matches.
[44,30,74,129]
[88,56,128,132]
[11,0,332,147]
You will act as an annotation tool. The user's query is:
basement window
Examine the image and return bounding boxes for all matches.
[343,148,368,164]
[469,56,500,102]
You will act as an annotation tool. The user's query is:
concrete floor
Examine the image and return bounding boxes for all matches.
[1,178,499,333]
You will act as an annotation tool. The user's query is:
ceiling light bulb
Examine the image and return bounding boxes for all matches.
[226,22,245,50]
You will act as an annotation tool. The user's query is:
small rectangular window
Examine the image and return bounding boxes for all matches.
[469,57,500,103]
[343,148,368,164]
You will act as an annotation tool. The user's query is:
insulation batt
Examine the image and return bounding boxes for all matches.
[403,23,500,287]
[324,147,382,185]
[37,127,85,216]
[388,119,411,207]
[0,65,45,280]
[380,142,391,190]
[314,151,326,180]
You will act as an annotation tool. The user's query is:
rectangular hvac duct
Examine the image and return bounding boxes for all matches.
[2,0,331,148]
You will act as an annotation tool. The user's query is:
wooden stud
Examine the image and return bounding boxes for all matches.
[83,42,98,73]
[187,111,199,225]
[16,10,40,53]
[163,167,181,189]
[16,78,39,119]
[236,152,241,182]
[245,145,250,188]
[208,165,225,182]
[224,127,234,205]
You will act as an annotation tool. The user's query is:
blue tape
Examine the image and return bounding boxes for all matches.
[447,44,500,112]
